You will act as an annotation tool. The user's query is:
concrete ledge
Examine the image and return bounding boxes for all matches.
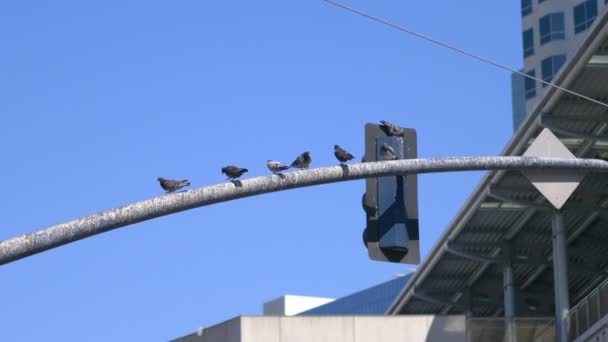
[172,315,466,342]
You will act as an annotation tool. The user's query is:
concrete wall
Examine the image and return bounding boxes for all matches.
[172,315,466,342]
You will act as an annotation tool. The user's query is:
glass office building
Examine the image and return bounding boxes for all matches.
[512,0,607,130]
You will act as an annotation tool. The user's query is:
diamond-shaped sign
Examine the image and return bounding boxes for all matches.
[522,128,585,209]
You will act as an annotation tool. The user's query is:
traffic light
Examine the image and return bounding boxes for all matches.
[362,123,420,264]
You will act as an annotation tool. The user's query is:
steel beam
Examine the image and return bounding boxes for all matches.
[503,243,516,342]
[445,241,503,264]
[541,114,608,141]
[520,213,599,290]
[552,213,570,342]
[487,186,552,210]
[412,289,466,309]
[489,185,608,215]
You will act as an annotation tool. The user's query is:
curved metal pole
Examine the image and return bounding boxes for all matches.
[1,156,607,266]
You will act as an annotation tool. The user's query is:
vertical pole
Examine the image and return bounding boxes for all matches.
[503,243,516,342]
[464,287,473,342]
[552,212,569,342]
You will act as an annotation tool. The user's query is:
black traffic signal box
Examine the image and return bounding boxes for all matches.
[362,123,419,264]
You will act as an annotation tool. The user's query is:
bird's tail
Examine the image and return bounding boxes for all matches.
[182,180,191,186]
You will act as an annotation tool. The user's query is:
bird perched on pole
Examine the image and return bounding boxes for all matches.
[290,152,312,169]
[380,143,398,160]
[334,145,355,165]
[221,166,248,180]
[379,120,406,137]
[267,160,290,174]
[157,177,191,193]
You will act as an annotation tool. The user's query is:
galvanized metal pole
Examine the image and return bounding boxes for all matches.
[0,156,606,266]
[503,244,516,342]
[552,212,570,342]
[464,287,473,342]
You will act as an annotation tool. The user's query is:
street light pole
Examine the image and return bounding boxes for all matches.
[0,156,606,266]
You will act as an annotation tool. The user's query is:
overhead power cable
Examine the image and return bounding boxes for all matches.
[322,0,608,110]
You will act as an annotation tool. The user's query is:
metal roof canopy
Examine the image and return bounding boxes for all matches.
[388,16,608,319]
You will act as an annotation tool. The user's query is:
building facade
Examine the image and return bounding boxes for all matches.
[512,0,608,130]
[172,275,418,342]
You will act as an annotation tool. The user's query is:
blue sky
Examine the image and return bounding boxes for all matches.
[0,1,520,340]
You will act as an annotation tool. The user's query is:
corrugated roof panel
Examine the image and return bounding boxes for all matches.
[468,210,524,231]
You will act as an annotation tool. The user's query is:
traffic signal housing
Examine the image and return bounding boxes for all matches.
[362,123,420,264]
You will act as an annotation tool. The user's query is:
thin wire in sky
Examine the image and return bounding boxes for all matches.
[322,0,608,110]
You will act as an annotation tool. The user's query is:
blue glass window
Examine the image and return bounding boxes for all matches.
[539,0,548,3]
[523,29,534,58]
[540,13,565,44]
[524,70,536,99]
[574,0,598,33]
[541,55,567,84]
[522,0,533,16]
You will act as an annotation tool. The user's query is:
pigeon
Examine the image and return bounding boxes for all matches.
[380,120,406,137]
[221,166,248,180]
[290,151,312,169]
[157,177,191,193]
[380,143,398,160]
[334,145,355,165]
[267,160,290,174]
